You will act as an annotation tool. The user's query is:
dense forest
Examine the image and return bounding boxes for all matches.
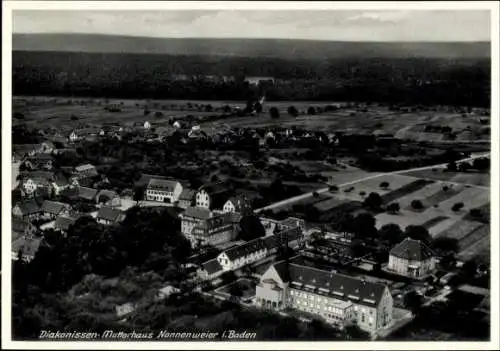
[12,51,490,106]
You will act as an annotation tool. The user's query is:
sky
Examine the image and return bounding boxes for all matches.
[13,9,491,42]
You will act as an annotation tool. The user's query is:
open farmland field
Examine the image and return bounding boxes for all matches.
[14,96,490,144]
[436,220,484,242]
[13,98,220,130]
[436,187,490,213]
[334,174,418,202]
[457,231,490,262]
[405,169,490,187]
[400,183,465,211]
[380,179,434,204]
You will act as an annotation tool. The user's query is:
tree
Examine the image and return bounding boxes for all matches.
[410,199,424,210]
[71,115,79,121]
[379,181,390,189]
[238,214,266,241]
[442,185,450,192]
[229,284,244,298]
[386,202,400,214]
[154,111,163,118]
[352,212,377,239]
[329,185,338,192]
[312,191,319,198]
[287,106,299,117]
[404,291,423,313]
[469,208,483,218]
[144,109,150,116]
[404,225,432,245]
[439,253,457,270]
[269,107,280,119]
[307,106,316,115]
[379,223,404,245]
[363,192,382,211]
[254,102,263,114]
[461,259,478,279]
[432,237,459,254]
[447,161,457,171]
[452,202,464,212]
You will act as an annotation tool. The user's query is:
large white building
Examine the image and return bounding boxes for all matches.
[145,179,183,203]
[256,261,393,334]
[387,238,435,279]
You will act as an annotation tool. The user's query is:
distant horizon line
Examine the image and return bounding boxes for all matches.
[13,32,491,44]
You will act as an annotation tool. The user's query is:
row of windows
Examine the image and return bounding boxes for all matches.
[292,298,345,315]
[147,190,173,195]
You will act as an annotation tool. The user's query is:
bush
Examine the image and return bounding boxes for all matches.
[411,199,424,210]
[379,181,390,189]
[387,202,400,214]
[329,185,339,192]
[269,107,280,119]
[469,208,483,218]
[287,106,299,117]
[307,106,316,115]
[452,202,464,212]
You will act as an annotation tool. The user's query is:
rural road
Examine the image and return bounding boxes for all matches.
[255,152,490,213]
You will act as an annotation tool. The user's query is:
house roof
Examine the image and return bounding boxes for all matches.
[280,217,304,229]
[179,188,196,201]
[15,200,41,215]
[202,259,223,275]
[23,171,55,181]
[41,200,71,215]
[12,218,32,234]
[182,206,212,220]
[136,173,190,188]
[223,238,267,261]
[271,261,387,307]
[194,213,232,232]
[25,154,54,163]
[147,178,179,192]
[74,164,98,175]
[96,207,125,222]
[12,236,43,258]
[78,186,99,200]
[53,173,70,186]
[390,238,434,261]
[54,216,78,231]
[96,189,119,200]
[261,227,302,251]
[13,144,41,155]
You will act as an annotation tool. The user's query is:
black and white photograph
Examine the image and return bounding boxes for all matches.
[2,1,499,349]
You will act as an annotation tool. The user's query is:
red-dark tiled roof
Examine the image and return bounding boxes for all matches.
[390,237,434,261]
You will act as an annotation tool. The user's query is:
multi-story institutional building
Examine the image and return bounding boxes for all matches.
[387,237,435,279]
[216,226,303,271]
[180,207,236,248]
[145,178,183,203]
[256,261,393,334]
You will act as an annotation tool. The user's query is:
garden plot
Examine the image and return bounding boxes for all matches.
[457,235,490,262]
[395,182,449,209]
[435,220,484,242]
[381,179,434,204]
[437,187,490,213]
[458,224,489,250]
[338,174,418,202]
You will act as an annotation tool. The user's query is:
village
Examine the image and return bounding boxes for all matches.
[11,100,491,340]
